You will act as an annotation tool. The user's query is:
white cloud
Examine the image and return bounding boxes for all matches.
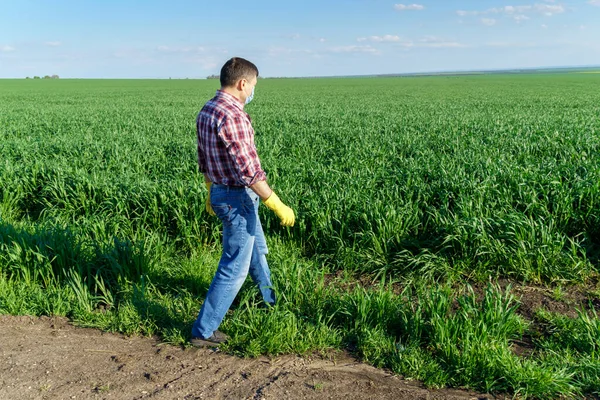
[481,18,497,26]
[1,45,15,52]
[330,45,380,55]
[541,23,548,28]
[588,0,600,6]
[533,4,564,16]
[319,38,326,43]
[394,4,424,11]
[486,41,538,48]
[513,14,530,22]
[191,59,219,70]
[358,35,401,43]
[490,4,565,16]
[492,5,532,14]
[456,3,565,19]
[422,41,466,48]
[152,45,229,71]
[132,44,230,72]
[355,35,467,49]
[418,36,467,48]
[45,41,61,47]
[418,35,439,43]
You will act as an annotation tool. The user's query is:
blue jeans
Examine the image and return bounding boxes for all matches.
[191,184,276,339]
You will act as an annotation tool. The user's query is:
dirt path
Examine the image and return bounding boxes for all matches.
[0,316,497,400]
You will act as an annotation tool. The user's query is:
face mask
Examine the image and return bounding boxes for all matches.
[245,86,254,105]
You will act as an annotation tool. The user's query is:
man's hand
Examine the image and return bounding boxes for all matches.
[263,192,295,227]
[205,182,215,216]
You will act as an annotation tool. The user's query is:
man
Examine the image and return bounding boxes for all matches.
[191,57,295,347]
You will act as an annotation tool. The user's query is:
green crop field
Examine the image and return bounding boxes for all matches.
[1,75,600,398]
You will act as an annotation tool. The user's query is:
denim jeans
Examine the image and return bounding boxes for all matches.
[191,184,276,339]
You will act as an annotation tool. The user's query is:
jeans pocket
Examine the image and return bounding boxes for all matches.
[241,192,258,214]
[212,204,233,225]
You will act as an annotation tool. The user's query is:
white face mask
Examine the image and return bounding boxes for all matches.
[245,86,255,105]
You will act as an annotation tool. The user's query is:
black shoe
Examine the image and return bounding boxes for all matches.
[190,330,230,348]
[258,301,276,309]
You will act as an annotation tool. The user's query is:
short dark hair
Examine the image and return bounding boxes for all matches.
[220,57,259,87]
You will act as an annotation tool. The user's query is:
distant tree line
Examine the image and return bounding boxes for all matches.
[25,75,60,79]
[206,74,264,80]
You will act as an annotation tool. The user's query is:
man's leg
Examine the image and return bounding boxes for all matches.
[191,187,256,340]
[248,195,276,306]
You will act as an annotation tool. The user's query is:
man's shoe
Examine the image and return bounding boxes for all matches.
[190,330,230,348]
[258,301,276,310]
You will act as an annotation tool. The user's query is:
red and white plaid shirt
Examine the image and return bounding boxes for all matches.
[197,90,266,186]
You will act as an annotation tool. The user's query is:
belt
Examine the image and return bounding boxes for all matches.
[212,183,246,190]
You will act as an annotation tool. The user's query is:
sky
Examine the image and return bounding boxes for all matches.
[0,0,599,78]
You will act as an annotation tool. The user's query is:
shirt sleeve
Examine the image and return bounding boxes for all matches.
[219,115,267,186]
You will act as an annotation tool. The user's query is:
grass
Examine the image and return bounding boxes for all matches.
[1,75,600,398]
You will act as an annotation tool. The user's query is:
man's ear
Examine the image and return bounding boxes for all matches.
[235,79,245,91]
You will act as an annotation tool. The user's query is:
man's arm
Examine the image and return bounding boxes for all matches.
[221,116,294,226]
[220,116,267,186]
[249,180,273,200]
[251,180,295,226]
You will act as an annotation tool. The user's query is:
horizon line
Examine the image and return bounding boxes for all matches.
[3,64,600,80]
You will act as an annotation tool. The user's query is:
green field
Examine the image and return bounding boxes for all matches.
[1,75,600,398]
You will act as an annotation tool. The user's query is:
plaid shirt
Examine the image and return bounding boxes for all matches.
[197,90,266,186]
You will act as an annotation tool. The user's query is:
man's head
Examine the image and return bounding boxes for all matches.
[220,57,259,105]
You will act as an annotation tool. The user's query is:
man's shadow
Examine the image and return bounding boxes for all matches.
[0,220,214,342]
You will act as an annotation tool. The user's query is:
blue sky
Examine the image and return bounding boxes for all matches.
[1,0,599,78]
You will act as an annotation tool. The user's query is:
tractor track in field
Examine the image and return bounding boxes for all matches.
[0,315,500,400]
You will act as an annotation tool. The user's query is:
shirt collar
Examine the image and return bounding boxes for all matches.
[216,90,244,111]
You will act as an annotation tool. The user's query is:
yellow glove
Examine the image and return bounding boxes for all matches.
[205,182,215,216]
[263,192,295,227]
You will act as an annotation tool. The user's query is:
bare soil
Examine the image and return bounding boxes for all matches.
[0,316,498,400]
